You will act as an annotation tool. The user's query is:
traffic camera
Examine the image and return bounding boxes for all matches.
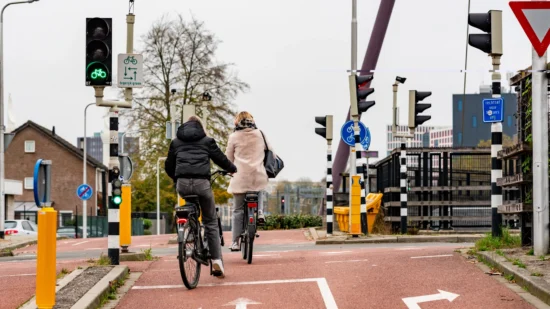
[349,75,375,117]
[408,90,432,129]
[468,10,502,55]
[314,115,333,141]
[86,17,113,86]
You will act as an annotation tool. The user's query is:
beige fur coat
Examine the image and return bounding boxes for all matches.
[225,128,276,194]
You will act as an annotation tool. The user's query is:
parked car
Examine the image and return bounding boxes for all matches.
[5,220,38,236]
[56,227,78,239]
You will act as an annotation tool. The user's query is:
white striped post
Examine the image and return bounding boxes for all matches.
[400,140,407,234]
[326,142,333,235]
[354,126,367,235]
[491,58,502,237]
[108,109,120,265]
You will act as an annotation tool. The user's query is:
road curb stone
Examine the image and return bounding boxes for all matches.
[478,251,550,306]
[70,265,129,309]
[315,234,483,245]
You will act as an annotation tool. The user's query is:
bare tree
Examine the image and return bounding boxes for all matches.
[125,13,249,177]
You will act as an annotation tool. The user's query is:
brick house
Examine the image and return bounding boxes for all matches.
[6,121,107,225]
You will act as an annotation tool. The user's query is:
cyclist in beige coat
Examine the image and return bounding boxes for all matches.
[225,111,276,251]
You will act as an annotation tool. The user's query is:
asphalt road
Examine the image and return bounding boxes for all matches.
[0,230,538,309]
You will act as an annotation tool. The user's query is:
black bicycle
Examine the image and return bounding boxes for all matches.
[234,191,260,264]
[175,170,230,289]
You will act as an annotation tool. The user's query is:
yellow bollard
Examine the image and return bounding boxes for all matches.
[120,184,132,250]
[350,175,361,236]
[36,207,57,309]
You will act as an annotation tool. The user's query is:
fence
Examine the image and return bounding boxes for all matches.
[263,186,325,216]
[57,215,144,238]
[375,147,495,232]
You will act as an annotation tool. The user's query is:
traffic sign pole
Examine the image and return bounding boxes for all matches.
[510,0,550,255]
[532,45,549,256]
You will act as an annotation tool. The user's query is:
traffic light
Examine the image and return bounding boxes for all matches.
[112,178,122,205]
[408,90,432,129]
[468,10,502,55]
[314,115,333,140]
[349,75,375,117]
[281,196,285,212]
[86,17,113,86]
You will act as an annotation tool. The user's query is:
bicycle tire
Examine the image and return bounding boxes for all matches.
[247,235,254,264]
[178,225,201,289]
[241,236,248,260]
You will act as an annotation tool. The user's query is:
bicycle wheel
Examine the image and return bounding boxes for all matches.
[241,236,248,260]
[178,224,201,289]
[247,223,255,264]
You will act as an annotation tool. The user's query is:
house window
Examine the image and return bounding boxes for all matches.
[458,133,463,145]
[24,177,33,190]
[24,141,35,153]
[472,116,477,128]
[507,115,513,127]
[458,100,463,111]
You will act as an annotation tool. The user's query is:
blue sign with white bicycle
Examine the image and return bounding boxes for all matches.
[77,184,93,201]
[482,98,504,123]
[340,120,371,150]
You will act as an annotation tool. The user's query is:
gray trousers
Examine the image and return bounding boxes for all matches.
[177,178,221,260]
[232,192,263,243]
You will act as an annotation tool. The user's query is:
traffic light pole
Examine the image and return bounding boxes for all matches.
[400,137,407,234]
[531,48,549,256]
[326,140,333,236]
[490,55,503,238]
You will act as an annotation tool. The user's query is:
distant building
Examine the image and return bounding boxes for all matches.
[429,128,454,148]
[76,132,139,163]
[452,85,517,147]
[386,125,452,155]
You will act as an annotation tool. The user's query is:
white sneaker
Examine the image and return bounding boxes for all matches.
[230,242,239,251]
[211,259,225,278]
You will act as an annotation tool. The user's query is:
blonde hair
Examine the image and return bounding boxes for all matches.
[187,115,207,135]
[234,111,254,126]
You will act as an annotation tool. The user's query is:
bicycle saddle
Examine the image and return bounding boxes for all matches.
[182,195,200,204]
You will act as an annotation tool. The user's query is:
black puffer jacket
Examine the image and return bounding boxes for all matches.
[164,120,236,180]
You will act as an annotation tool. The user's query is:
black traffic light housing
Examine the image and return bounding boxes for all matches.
[468,10,502,55]
[349,75,375,117]
[86,17,113,86]
[314,115,333,140]
[408,90,432,129]
[111,178,123,206]
[281,196,285,213]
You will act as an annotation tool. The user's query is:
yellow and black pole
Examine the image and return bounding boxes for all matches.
[120,184,132,252]
[33,159,56,309]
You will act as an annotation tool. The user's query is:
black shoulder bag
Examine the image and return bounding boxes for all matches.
[259,130,284,178]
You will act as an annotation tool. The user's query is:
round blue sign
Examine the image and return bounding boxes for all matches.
[33,159,44,206]
[77,184,93,201]
[340,120,372,150]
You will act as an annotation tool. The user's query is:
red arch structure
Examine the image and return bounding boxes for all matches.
[331,0,396,192]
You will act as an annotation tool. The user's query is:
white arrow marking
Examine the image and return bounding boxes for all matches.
[523,9,550,42]
[223,298,261,309]
[402,290,459,309]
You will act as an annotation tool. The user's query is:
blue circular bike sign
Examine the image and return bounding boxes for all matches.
[341,120,371,150]
[77,184,93,201]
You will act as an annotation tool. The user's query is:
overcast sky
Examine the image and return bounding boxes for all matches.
[4,0,537,181]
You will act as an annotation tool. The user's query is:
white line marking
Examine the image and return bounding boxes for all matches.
[0,273,35,278]
[397,247,421,251]
[253,254,280,257]
[321,251,352,254]
[84,247,103,251]
[136,244,151,247]
[132,278,338,308]
[325,259,368,264]
[72,241,89,246]
[410,254,453,259]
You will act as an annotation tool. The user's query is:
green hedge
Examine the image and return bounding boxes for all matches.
[259,214,322,230]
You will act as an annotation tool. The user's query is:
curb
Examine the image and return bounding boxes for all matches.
[478,251,550,306]
[1,236,67,255]
[71,265,129,309]
[20,266,88,309]
[308,228,319,241]
[120,252,147,262]
[315,235,483,245]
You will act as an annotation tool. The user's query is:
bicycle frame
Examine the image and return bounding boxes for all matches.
[243,192,259,238]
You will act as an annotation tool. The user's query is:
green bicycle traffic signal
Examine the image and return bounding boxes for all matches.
[85,17,112,86]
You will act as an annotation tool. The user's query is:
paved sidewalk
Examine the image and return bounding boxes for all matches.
[311,229,484,245]
[0,236,37,252]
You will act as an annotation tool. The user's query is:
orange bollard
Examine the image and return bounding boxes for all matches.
[120,184,132,250]
[36,207,57,309]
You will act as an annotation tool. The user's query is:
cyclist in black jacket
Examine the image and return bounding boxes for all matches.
[165,116,237,278]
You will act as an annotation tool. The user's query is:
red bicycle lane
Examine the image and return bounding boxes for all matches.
[116,245,534,309]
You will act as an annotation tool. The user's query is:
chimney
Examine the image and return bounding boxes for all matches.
[52,126,56,135]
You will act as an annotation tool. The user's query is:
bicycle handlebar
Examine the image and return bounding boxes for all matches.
[210,170,233,177]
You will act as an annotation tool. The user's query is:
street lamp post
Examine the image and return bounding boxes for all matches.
[82,102,95,239]
[201,92,212,125]
[156,157,167,235]
[0,0,39,239]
